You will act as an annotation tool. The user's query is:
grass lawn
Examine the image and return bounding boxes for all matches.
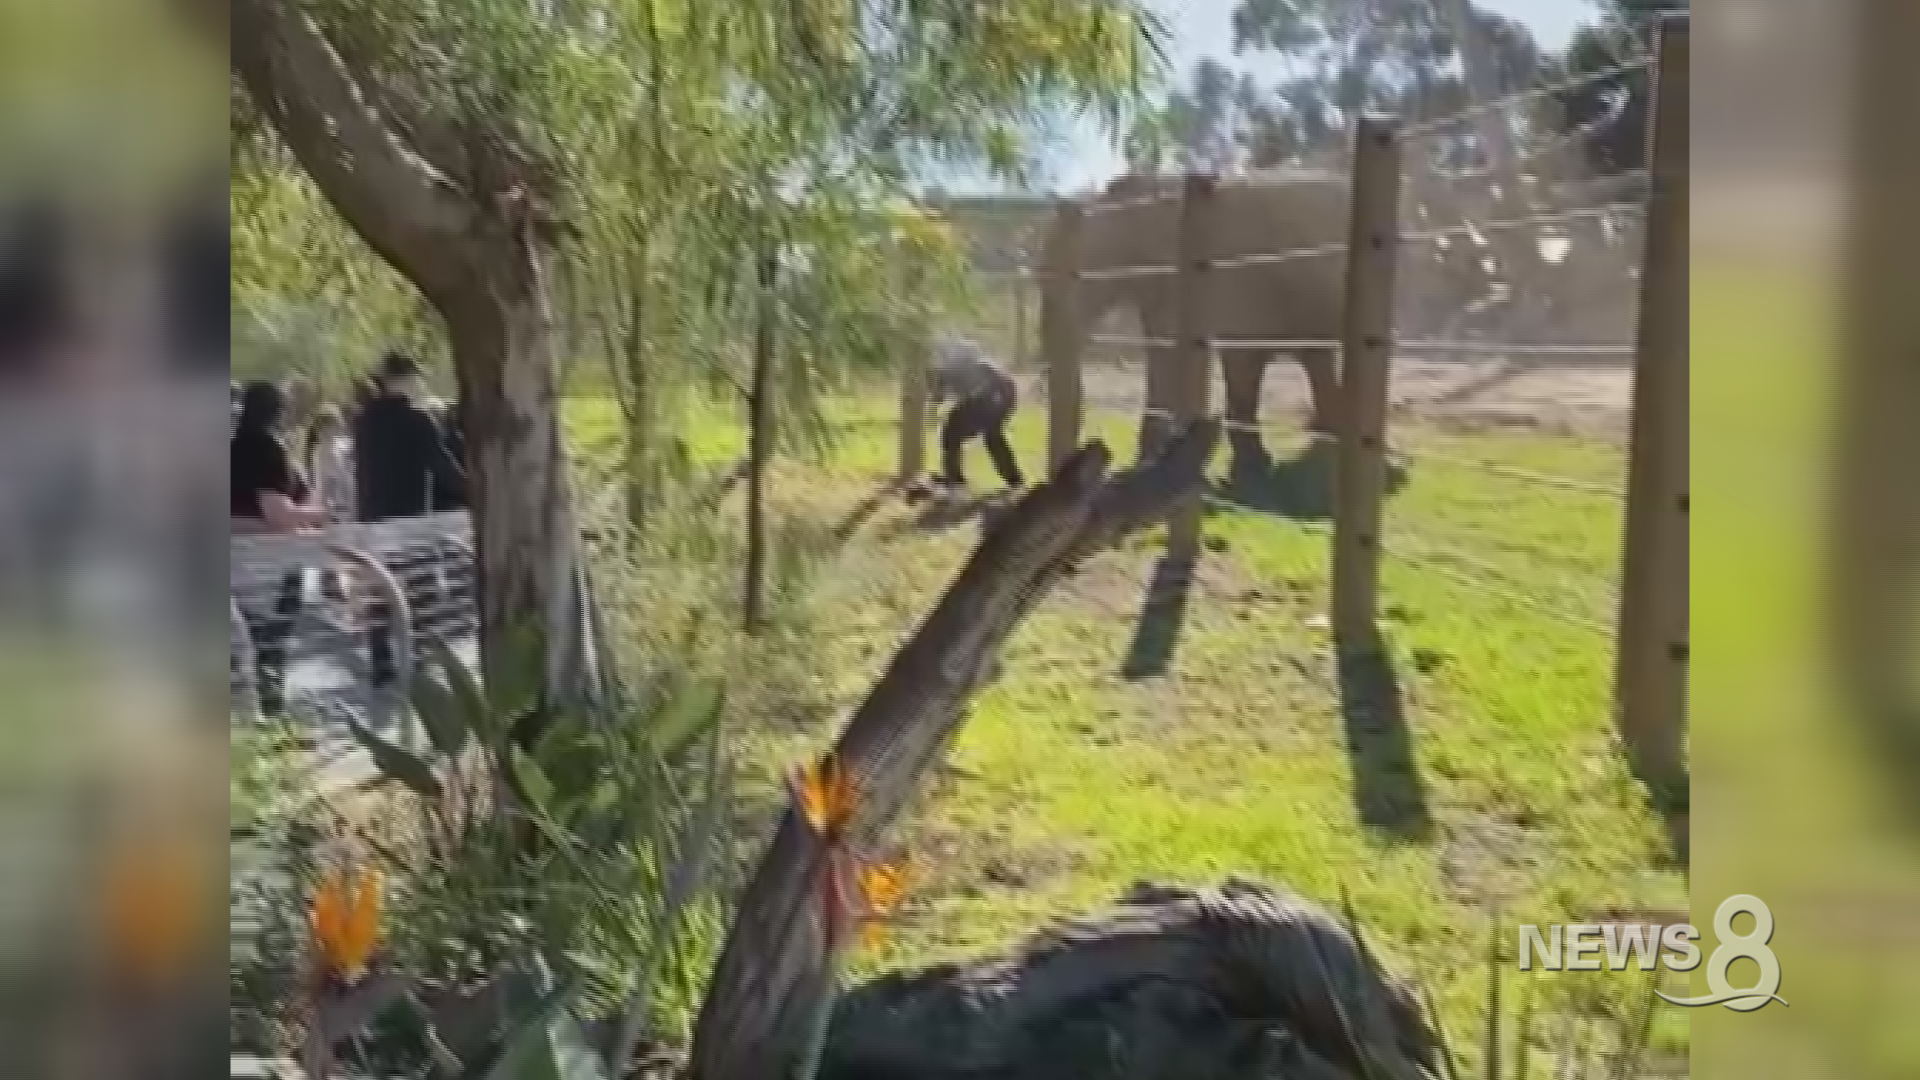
[568,386,1688,1072]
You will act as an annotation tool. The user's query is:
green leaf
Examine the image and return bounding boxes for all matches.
[509,745,557,816]
[482,981,611,1080]
[343,710,443,800]
[427,636,492,744]
[409,663,472,760]
[533,719,607,806]
[492,618,548,728]
[645,676,726,763]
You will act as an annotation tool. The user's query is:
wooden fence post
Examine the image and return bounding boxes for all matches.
[1166,172,1217,566]
[897,261,930,484]
[1013,264,1029,369]
[897,366,927,484]
[1331,117,1404,654]
[1614,13,1689,799]
[1043,201,1085,472]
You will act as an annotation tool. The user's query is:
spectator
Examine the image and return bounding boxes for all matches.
[0,198,71,380]
[231,379,328,532]
[281,374,322,449]
[161,176,229,374]
[354,352,467,522]
[350,373,380,417]
[306,402,355,523]
[230,378,324,713]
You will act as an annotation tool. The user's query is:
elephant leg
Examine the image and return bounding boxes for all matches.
[1221,350,1272,474]
[1300,349,1340,435]
[1138,345,1178,462]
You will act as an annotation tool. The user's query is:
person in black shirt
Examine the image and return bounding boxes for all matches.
[352,354,467,688]
[231,379,328,531]
[230,378,325,712]
[354,352,468,522]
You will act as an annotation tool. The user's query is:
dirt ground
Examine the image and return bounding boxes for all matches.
[1067,355,1634,443]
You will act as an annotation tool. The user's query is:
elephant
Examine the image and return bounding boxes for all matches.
[1038,170,1495,472]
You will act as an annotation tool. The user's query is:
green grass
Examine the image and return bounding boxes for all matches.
[569,388,1687,1072]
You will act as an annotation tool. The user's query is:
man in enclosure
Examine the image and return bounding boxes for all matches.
[928,336,1024,494]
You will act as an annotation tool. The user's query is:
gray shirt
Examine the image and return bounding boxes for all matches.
[930,339,1015,406]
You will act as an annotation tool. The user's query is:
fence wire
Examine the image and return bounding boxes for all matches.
[1400,54,1655,142]
[1082,190,1181,216]
[1208,242,1349,270]
[1389,447,1625,499]
[1395,341,1635,358]
[1402,203,1645,246]
[1382,536,1616,636]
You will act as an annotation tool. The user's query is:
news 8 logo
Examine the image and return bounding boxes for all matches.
[1656,894,1788,1012]
[1517,894,1788,1012]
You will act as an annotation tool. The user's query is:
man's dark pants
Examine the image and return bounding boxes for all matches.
[938,386,1023,489]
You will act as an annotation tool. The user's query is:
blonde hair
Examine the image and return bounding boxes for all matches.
[310,402,345,435]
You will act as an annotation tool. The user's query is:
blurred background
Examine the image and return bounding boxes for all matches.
[0,0,228,1075]
[0,0,1914,1077]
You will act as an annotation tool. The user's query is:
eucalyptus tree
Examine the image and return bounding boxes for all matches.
[1226,0,1542,169]
[1550,0,1687,182]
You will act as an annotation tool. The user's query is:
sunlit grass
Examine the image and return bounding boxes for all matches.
[567,384,1687,1071]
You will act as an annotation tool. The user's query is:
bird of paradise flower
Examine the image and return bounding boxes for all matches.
[787,752,909,1079]
[309,864,382,988]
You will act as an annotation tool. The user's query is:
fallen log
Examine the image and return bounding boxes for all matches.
[823,878,1442,1080]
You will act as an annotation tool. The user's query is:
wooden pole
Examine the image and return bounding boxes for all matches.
[897,264,929,484]
[1331,117,1404,654]
[1166,172,1217,565]
[1043,201,1085,472]
[897,368,927,484]
[1613,14,1689,798]
[745,246,778,634]
[1013,264,1028,369]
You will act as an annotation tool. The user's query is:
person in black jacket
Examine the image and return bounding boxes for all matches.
[353,352,467,523]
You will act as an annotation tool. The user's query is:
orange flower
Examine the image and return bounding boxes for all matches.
[310,865,382,984]
[858,859,905,918]
[791,753,857,837]
[99,840,204,985]
[823,852,910,949]
[791,753,909,949]
[854,859,907,946]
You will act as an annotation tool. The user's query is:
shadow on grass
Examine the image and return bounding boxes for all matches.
[831,485,897,547]
[1627,764,1691,872]
[896,487,1020,534]
[1121,553,1198,680]
[1207,438,1409,523]
[1335,647,1432,838]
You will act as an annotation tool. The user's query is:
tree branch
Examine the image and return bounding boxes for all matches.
[229,0,474,301]
[688,419,1223,1080]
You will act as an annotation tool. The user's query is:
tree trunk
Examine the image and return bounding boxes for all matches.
[614,247,656,539]
[444,267,591,700]
[743,247,778,635]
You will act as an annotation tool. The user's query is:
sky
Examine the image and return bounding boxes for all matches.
[937,0,1600,194]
